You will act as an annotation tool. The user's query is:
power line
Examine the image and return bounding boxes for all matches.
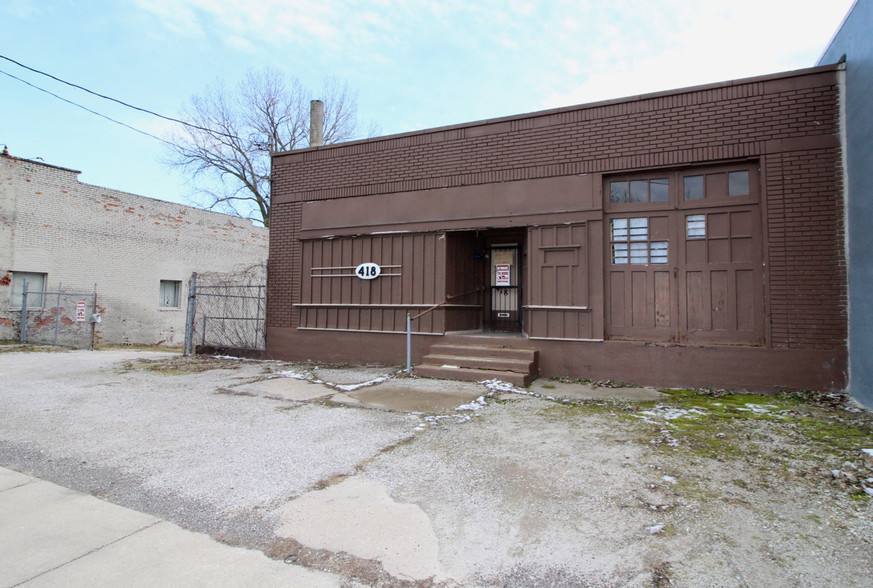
[0,68,173,145]
[0,53,238,140]
[1,68,171,145]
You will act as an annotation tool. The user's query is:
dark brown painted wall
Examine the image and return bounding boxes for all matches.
[268,65,846,390]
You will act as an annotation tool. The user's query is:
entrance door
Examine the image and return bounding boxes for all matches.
[488,244,522,332]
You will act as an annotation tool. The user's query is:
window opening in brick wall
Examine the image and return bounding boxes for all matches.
[10,271,47,308]
[610,218,668,265]
[159,280,182,308]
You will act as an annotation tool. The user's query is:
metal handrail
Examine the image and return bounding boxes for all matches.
[409,287,484,321]
[406,287,484,373]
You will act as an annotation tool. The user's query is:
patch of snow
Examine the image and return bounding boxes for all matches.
[865,488,873,497]
[646,524,665,535]
[278,370,321,384]
[456,396,487,411]
[334,376,391,392]
[276,369,391,392]
[662,475,677,485]
[737,403,779,414]
[481,379,524,394]
[635,405,706,424]
[441,364,460,369]
[861,449,873,457]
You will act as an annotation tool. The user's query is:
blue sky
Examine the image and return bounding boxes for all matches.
[0,0,855,211]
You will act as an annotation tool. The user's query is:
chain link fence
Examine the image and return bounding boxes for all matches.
[184,265,267,356]
[19,281,99,349]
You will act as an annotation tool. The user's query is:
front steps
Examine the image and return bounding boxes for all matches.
[415,342,539,387]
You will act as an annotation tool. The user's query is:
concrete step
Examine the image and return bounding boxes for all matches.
[415,343,538,387]
[421,353,534,374]
[414,364,533,387]
[427,344,536,362]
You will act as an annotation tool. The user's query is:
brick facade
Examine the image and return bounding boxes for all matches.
[268,65,847,391]
[1,155,269,346]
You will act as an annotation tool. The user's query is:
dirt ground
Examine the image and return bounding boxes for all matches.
[1,347,872,587]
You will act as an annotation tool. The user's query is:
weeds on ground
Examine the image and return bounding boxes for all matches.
[548,375,640,388]
[0,342,68,353]
[539,385,873,500]
[116,355,244,375]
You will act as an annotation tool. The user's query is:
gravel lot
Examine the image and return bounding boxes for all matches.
[2,347,873,587]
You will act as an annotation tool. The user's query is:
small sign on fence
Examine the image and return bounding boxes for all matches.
[76,301,87,322]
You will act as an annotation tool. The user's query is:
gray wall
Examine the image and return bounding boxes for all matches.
[819,0,873,407]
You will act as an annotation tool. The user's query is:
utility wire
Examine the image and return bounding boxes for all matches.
[0,53,238,139]
[0,68,173,145]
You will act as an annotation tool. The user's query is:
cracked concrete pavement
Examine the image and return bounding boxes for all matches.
[2,348,871,587]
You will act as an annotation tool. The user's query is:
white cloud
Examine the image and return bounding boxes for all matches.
[0,0,40,19]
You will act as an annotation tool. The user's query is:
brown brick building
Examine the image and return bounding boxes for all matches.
[267,64,846,392]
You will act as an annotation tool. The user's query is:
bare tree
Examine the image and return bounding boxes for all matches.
[167,69,371,227]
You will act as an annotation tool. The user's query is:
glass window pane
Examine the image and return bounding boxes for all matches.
[159,280,181,308]
[630,180,648,203]
[610,181,628,204]
[650,241,669,264]
[629,242,648,264]
[686,214,706,239]
[650,178,669,202]
[684,175,704,200]
[629,217,648,241]
[611,218,628,240]
[612,243,628,264]
[11,271,46,308]
[728,171,749,196]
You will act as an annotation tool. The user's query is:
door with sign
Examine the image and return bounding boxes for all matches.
[488,244,521,332]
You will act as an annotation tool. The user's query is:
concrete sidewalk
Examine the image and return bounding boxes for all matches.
[0,467,343,588]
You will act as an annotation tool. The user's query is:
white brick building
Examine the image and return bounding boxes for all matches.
[1,153,269,346]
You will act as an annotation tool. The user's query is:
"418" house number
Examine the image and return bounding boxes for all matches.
[355,262,381,280]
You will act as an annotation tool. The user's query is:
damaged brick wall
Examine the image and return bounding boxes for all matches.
[0,155,269,345]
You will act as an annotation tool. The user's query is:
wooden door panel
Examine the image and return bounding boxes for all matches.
[680,206,764,344]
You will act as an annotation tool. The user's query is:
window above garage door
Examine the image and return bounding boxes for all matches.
[606,163,760,213]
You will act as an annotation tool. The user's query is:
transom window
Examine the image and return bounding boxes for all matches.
[607,165,757,211]
[610,218,668,265]
[610,178,669,204]
[684,170,751,201]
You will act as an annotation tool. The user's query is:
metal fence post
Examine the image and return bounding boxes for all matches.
[90,283,97,350]
[53,282,62,346]
[406,313,412,374]
[253,284,262,349]
[183,273,197,356]
[19,279,28,343]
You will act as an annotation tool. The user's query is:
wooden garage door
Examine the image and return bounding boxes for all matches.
[605,164,764,345]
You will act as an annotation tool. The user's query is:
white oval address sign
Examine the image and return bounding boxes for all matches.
[355,262,381,280]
